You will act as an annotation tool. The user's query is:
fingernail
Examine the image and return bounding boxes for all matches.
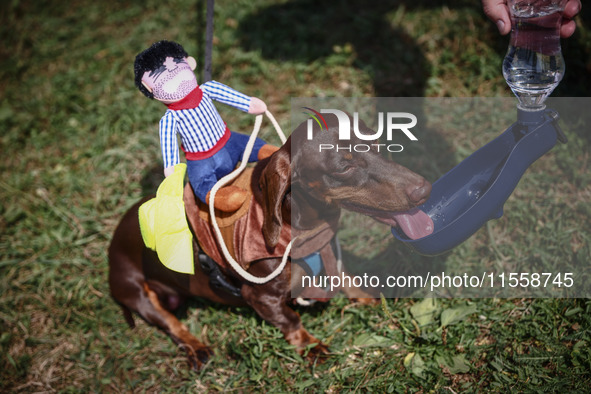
[496,20,505,32]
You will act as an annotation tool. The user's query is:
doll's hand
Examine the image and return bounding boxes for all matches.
[164,166,175,177]
[248,97,268,115]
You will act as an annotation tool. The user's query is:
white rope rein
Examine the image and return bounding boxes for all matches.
[208,111,290,284]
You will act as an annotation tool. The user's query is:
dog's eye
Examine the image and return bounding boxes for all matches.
[332,166,354,178]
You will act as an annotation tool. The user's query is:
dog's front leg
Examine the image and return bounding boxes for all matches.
[241,261,329,360]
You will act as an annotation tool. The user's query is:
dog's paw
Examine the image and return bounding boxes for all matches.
[186,345,214,371]
[285,327,330,362]
[350,297,380,305]
[303,340,330,363]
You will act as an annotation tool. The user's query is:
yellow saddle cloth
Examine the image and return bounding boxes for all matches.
[138,163,195,274]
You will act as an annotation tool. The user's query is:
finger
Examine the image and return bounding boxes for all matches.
[482,0,512,35]
[563,0,581,20]
[560,18,577,38]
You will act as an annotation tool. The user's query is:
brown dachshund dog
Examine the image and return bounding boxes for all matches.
[108,113,431,369]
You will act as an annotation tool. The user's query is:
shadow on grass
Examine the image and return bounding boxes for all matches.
[239,0,429,97]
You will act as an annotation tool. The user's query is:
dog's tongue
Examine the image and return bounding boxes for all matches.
[393,208,434,240]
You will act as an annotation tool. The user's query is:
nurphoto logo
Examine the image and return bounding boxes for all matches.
[302,107,419,153]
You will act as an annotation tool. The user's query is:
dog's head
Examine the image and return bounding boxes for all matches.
[259,113,433,247]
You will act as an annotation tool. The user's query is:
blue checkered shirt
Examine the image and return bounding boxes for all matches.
[159,81,251,168]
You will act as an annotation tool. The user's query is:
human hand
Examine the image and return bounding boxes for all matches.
[482,0,581,37]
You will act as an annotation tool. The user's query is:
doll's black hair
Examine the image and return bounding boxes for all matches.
[134,40,189,99]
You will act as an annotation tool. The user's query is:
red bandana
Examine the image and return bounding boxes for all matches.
[166,86,203,110]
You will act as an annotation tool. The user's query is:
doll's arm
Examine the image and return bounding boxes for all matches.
[201,80,266,114]
[159,112,181,176]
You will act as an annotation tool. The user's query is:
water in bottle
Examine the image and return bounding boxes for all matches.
[502,3,565,111]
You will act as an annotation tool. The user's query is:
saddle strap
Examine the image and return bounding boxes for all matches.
[197,249,242,298]
[295,238,341,301]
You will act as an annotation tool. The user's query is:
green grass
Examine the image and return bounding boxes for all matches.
[1,0,590,391]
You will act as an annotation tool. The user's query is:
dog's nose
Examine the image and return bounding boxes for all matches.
[407,179,432,204]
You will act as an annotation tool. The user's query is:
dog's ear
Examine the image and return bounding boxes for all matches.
[259,148,291,248]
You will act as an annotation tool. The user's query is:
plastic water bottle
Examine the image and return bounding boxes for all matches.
[502,0,567,111]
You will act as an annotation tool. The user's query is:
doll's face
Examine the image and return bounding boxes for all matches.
[141,56,198,103]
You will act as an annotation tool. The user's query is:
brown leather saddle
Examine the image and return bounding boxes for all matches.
[182,167,341,300]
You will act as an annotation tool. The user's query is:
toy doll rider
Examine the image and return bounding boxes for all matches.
[134,40,278,212]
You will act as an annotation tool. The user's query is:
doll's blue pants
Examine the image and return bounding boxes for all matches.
[186,131,266,203]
